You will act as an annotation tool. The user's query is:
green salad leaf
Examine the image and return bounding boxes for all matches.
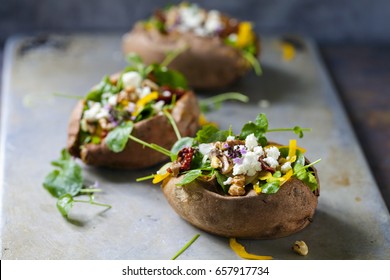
[152,64,188,89]
[195,125,230,144]
[43,149,111,219]
[176,170,203,186]
[43,149,83,197]
[105,122,134,153]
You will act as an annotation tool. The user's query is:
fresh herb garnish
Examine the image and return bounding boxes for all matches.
[199,92,249,113]
[171,234,200,260]
[43,149,111,218]
[105,122,134,153]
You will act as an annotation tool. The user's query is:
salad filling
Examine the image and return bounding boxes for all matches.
[76,55,188,151]
[149,114,320,196]
[144,2,258,57]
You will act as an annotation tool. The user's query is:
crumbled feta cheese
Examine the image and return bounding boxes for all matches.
[253,146,264,156]
[80,118,88,132]
[162,90,171,97]
[232,151,262,176]
[179,5,205,29]
[265,146,280,160]
[281,161,292,174]
[108,95,117,106]
[223,177,233,185]
[204,10,222,34]
[226,135,235,141]
[245,133,258,151]
[122,71,142,89]
[199,143,213,156]
[263,157,279,169]
[137,86,151,99]
[153,100,165,112]
[228,33,238,42]
[83,102,109,121]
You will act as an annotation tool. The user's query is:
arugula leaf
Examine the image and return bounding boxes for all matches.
[239,122,267,146]
[151,64,188,89]
[261,180,280,194]
[195,125,230,143]
[199,92,249,113]
[292,153,319,191]
[105,122,134,153]
[43,149,83,197]
[135,103,154,122]
[176,170,203,186]
[57,194,74,217]
[85,76,118,102]
[215,172,229,193]
[255,113,268,132]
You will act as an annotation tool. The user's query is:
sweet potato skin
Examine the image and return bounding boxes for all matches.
[122,24,259,90]
[67,91,200,169]
[161,171,319,239]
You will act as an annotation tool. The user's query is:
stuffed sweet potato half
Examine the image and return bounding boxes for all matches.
[122,2,260,89]
[67,56,200,169]
[141,114,320,239]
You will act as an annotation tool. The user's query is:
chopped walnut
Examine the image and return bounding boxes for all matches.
[228,175,246,196]
[98,118,114,131]
[292,240,309,256]
[117,89,137,103]
[210,156,222,168]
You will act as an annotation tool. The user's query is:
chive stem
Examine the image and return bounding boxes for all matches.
[200,92,249,109]
[266,128,311,132]
[73,199,112,209]
[136,174,155,182]
[163,109,181,140]
[128,134,173,157]
[79,189,102,193]
[171,234,200,260]
[241,51,262,75]
[161,45,189,68]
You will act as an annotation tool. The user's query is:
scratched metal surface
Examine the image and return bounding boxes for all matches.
[0,34,389,259]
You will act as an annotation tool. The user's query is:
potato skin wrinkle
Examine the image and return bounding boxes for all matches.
[162,169,319,239]
[123,24,259,90]
[67,91,199,169]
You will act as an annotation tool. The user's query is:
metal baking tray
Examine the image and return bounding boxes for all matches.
[1,34,389,259]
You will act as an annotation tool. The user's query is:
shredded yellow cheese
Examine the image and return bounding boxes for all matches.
[281,42,296,61]
[229,238,272,260]
[152,172,171,184]
[236,22,254,48]
[253,183,262,194]
[280,169,293,186]
[132,91,159,117]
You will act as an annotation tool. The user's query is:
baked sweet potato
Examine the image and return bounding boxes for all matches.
[122,3,260,89]
[67,58,200,169]
[145,114,320,239]
[162,165,319,239]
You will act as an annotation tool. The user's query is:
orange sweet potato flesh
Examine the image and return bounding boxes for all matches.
[67,91,200,169]
[161,167,319,239]
[122,24,260,90]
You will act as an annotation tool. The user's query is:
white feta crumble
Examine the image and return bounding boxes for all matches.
[204,10,222,34]
[245,133,258,151]
[253,146,264,156]
[162,90,171,97]
[137,86,151,99]
[281,161,292,174]
[263,157,279,169]
[223,177,233,185]
[83,102,109,121]
[122,71,142,89]
[228,33,237,42]
[265,146,280,160]
[179,5,205,30]
[199,143,213,156]
[108,95,117,106]
[226,135,235,141]
[153,100,165,112]
[127,102,136,112]
[233,151,262,176]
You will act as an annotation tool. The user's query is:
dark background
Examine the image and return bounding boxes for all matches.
[0,0,389,209]
[0,0,389,44]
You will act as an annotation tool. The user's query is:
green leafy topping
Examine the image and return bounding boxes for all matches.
[260,180,280,194]
[199,92,249,113]
[215,172,229,193]
[43,149,83,197]
[171,234,200,260]
[171,137,194,159]
[43,149,111,219]
[241,50,262,76]
[105,122,134,153]
[195,125,230,144]
[293,151,320,191]
[239,113,268,146]
[85,75,119,102]
[151,64,188,89]
[176,170,203,186]
[57,194,74,217]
